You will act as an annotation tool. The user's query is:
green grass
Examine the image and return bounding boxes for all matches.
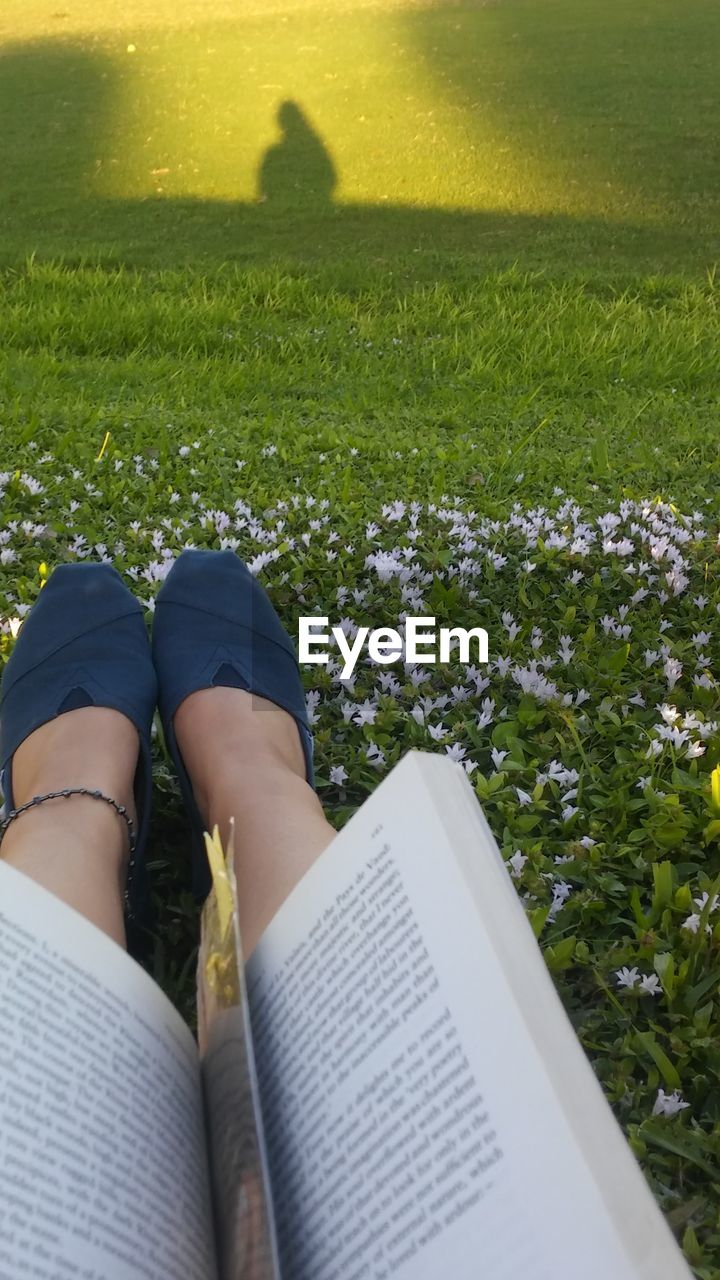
[1,0,720,1270]
[1,260,718,508]
[0,0,718,270]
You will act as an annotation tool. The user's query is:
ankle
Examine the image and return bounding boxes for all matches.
[195,748,307,834]
[1,790,133,877]
[8,707,139,829]
[173,687,307,821]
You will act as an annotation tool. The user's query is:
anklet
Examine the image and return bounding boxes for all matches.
[0,787,137,857]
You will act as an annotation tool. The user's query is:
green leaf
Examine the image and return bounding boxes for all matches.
[653,952,675,997]
[640,1122,719,1180]
[682,1226,702,1267]
[634,1031,681,1090]
[652,824,689,849]
[474,773,490,801]
[607,643,630,674]
[546,935,577,972]
[513,814,542,832]
[684,968,720,1011]
[590,430,610,477]
[651,862,674,916]
[528,906,550,939]
[630,887,649,929]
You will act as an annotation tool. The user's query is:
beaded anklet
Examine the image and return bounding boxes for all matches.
[0,787,138,915]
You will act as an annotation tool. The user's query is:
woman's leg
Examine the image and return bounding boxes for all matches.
[0,707,139,947]
[173,687,335,960]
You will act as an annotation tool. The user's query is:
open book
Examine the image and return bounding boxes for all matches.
[0,751,692,1280]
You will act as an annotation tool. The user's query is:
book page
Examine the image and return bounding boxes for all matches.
[197,845,281,1280]
[245,751,690,1280]
[201,1009,280,1280]
[0,862,218,1280]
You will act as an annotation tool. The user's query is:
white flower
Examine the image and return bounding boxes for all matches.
[427,723,447,742]
[682,712,702,730]
[548,880,572,920]
[639,974,662,996]
[353,699,378,727]
[491,748,508,770]
[655,724,688,749]
[502,611,521,641]
[663,656,682,690]
[305,690,321,725]
[562,804,579,822]
[512,665,559,704]
[682,913,701,934]
[515,788,533,807]
[329,765,348,786]
[445,743,467,764]
[365,742,386,768]
[685,741,705,759]
[507,850,527,879]
[693,891,719,913]
[652,1089,690,1118]
[615,966,640,989]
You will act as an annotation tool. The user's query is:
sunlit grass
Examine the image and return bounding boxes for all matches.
[1,0,718,256]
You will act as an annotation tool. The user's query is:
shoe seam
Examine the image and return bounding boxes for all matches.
[2,609,149,686]
[153,600,297,654]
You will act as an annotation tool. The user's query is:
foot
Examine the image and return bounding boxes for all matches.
[172,686,307,830]
[3,706,140,863]
[173,686,331,958]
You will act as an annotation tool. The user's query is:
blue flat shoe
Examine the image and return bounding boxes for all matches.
[0,562,157,924]
[152,548,314,901]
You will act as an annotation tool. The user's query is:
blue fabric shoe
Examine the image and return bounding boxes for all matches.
[0,562,157,924]
[152,548,314,901]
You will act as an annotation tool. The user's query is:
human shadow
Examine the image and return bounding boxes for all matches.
[0,38,715,277]
[258,101,337,208]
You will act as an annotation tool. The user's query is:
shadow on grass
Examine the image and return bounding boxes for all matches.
[0,38,716,277]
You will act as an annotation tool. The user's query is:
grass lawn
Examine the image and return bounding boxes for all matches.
[1,0,720,1270]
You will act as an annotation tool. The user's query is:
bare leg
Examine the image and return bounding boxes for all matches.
[0,707,139,947]
[173,688,335,960]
